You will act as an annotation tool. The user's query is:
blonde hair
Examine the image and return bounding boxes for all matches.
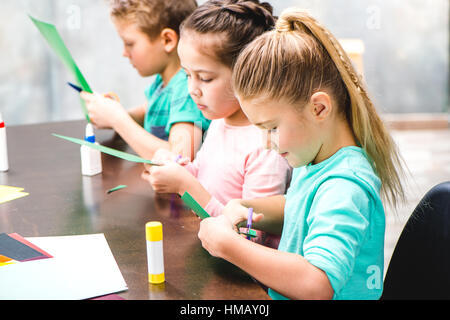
[232,8,406,208]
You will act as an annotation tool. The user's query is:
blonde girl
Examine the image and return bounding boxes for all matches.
[198,8,405,300]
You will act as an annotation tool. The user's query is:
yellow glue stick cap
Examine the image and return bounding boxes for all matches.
[146,221,163,242]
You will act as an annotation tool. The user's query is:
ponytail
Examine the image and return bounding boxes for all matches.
[233,8,406,209]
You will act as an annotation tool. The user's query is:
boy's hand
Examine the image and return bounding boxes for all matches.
[80,91,127,129]
[141,161,192,194]
[198,215,237,258]
[222,199,264,230]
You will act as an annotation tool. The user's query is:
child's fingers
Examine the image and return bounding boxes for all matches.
[152,148,175,162]
[147,165,158,175]
[156,159,173,167]
[80,91,93,101]
[143,163,152,172]
[141,170,150,181]
[146,165,166,179]
[142,166,158,181]
[251,212,264,223]
[103,92,120,102]
[177,157,190,165]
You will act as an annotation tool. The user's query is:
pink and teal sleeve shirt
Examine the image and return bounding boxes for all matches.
[184,119,292,217]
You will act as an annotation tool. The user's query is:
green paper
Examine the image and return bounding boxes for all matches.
[107,185,127,194]
[180,192,210,220]
[29,15,92,122]
[52,133,161,165]
[240,229,257,238]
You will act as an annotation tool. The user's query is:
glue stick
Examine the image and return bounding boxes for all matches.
[80,123,102,176]
[146,221,165,284]
[0,112,8,172]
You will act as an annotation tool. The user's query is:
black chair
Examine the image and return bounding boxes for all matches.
[381,181,450,299]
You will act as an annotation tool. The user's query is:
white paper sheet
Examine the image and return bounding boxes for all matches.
[0,233,128,299]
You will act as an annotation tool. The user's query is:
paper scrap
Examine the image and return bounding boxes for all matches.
[0,185,29,204]
[240,229,257,238]
[0,254,13,263]
[180,192,210,219]
[107,185,127,194]
[0,233,47,262]
[8,233,53,258]
[0,186,24,193]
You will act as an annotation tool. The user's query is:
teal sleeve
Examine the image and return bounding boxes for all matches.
[302,177,371,297]
[144,84,152,101]
[165,93,210,135]
[144,75,160,102]
[143,77,161,133]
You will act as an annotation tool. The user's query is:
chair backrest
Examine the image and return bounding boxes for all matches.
[381,181,450,299]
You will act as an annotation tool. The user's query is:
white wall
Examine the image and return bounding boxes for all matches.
[0,0,448,125]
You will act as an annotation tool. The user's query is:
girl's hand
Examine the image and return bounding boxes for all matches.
[198,215,237,258]
[152,148,190,165]
[152,148,178,162]
[222,199,264,230]
[141,161,192,194]
[80,92,128,129]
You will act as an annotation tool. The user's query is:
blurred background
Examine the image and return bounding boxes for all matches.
[0,0,448,125]
[0,0,449,276]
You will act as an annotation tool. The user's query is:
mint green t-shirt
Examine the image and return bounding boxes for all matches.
[269,146,385,300]
[143,69,210,140]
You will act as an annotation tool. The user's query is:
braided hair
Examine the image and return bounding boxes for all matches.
[233,8,406,209]
[180,0,276,68]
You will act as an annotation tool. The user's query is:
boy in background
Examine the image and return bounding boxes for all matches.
[81,0,210,160]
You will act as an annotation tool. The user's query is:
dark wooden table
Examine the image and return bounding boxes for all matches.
[0,120,269,300]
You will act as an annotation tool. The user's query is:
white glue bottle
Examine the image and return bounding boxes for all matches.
[80,123,102,176]
[146,221,165,284]
[0,112,8,172]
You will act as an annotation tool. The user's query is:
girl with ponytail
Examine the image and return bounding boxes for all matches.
[198,7,406,299]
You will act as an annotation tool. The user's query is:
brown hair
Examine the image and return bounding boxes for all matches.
[233,8,406,209]
[180,0,275,68]
[110,0,197,39]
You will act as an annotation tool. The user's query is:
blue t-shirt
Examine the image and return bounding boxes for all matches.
[143,69,210,140]
[269,146,385,300]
